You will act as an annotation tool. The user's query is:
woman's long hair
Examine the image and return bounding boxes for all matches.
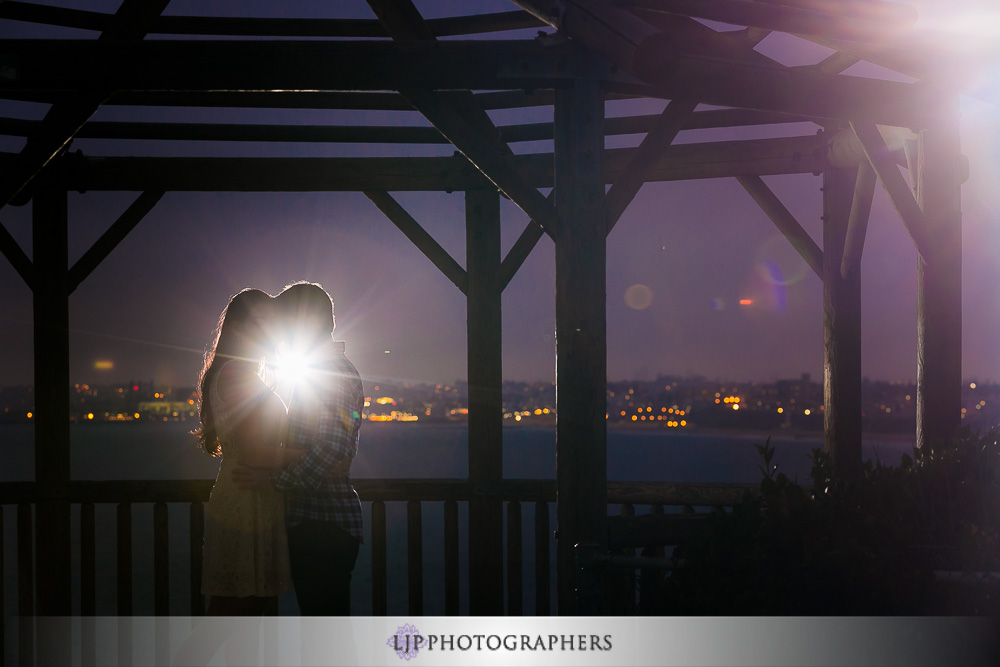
[192,288,272,456]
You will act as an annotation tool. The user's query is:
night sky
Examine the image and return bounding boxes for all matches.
[1,0,998,389]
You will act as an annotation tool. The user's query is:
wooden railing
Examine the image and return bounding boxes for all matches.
[0,478,755,664]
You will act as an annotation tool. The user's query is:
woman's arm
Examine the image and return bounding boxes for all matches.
[218,362,288,468]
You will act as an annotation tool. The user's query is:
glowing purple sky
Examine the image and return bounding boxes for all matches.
[0,1,997,387]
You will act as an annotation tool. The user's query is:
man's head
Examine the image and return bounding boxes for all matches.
[275,281,335,349]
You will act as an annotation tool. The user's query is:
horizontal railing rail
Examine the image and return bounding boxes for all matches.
[0,478,756,664]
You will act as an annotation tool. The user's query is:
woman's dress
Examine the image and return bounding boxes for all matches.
[201,362,292,597]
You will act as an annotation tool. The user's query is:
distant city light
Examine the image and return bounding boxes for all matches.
[739,299,753,306]
[970,382,977,389]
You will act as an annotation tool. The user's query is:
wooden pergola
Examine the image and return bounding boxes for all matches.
[0,0,978,639]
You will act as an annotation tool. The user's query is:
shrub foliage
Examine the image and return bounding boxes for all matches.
[657,428,1000,614]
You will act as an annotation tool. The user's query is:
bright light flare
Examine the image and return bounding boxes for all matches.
[274,344,311,391]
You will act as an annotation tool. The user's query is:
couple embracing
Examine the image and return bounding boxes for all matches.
[194,281,364,617]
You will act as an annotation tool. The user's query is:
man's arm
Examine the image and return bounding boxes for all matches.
[272,367,363,491]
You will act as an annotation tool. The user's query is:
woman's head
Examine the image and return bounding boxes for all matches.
[193,288,274,456]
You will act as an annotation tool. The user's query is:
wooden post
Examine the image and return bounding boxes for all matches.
[32,184,72,664]
[554,79,607,615]
[465,186,504,615]
[916,114,963,450]
[823,165,863,475]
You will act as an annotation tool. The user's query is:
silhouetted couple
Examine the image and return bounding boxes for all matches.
[173,282,363,665]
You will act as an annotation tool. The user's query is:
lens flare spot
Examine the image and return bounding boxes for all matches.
[94,360,114,370]
[710,298,725,310]
[755,236,807,287]
[739,298,754,306]
[624,284,654,310]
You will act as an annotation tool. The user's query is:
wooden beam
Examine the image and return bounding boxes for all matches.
[610,54,946,128]
[631,9,784,68]
[553,79,607,615]
[43,134,830,191]
[621,0,917,42]
[823,166,863,477]
[606,98,698,235]
[512,0,677,83]
[0,38,577,93]
[402,87,559,238]
[497,188,556,293]
[735,174,823,278]
[1,37,948,126]
[67,190,164,295]
[497,221,546,292]
[840,159,876,280]
[0,91,108,210]
[850,121,932,261]
[465,187,505,616]
[915,119,963,451]
[808,51,862,75]
[0,107,815,144]
[0,0,169,211]
[32,187,71,625]
[0,219,35,289]
[363,190,467,294]
[0,2,541,39]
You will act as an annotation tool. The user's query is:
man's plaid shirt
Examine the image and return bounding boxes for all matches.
[273,342,365,543]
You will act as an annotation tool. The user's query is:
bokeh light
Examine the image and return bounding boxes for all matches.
[624,284,654,310]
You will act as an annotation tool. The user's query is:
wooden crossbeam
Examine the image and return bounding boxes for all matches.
[0,0,170,212]
[606,98,698,235]
[609,52,944,128]
[496,191,556,292]
[0,108,813,144]
[735,174,823,278]
[0,219,34,289]
[0,2,542,38]
[363,190,468,295]
[840,160,876,280]
[622,0,917,42]
[512,0,676,83]
[1,38,946,127]
[67,191,164,295]
[0,39,572,93]
[403,87,559,238]
[368,0,547,299]
[850,121,931,261]
[32,134,830,191]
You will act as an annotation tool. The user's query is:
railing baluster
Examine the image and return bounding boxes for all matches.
[189,501,204,615]
[406,500,423,616]
[153,501,169,615]
[534,501,550,616]
[614,503,637,615]
[117,502,133,667]
[81,502,96,613]
[154,501,170,665]
[117,502,133,614]
[17,503,33,667]
[443,500,459,615]
[638,504,665,615]
[372,500,387,615]
[506,500,522,616]
[81,502,97,667]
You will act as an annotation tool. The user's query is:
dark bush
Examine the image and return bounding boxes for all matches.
[656,428,1000,615]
